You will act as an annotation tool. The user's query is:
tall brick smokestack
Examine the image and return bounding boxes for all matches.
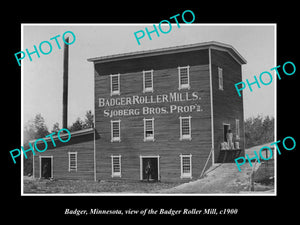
[62,37,69,130]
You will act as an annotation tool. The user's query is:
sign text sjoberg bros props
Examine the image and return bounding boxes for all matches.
[98,91,203,118]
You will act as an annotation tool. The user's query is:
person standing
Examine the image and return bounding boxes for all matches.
[42,163,48,179]
[145,161,152,182]
[226,129,234,150]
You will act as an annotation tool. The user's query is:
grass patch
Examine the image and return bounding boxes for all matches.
[23,178,181,194]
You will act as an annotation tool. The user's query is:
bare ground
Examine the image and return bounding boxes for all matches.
[159,163,274,194]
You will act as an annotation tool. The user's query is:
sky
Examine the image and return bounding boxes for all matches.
[22,24,275,130]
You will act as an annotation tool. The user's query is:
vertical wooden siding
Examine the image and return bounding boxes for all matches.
[211,49,245,162]
[33,133,95,180]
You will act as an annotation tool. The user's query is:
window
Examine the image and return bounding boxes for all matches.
[68,152,77,172]
[180,116,192,140]
[180,154,192,178]
[111,155,121,177]
[144,118,154,141]
[218,67,223,90]
[111,120,121,142]
[178,66,190,90]
[110,74,120,95]
[143,70,153,92]
[235,119,240,140]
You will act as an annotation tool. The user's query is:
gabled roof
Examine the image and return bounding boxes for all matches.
[87,41,247,65]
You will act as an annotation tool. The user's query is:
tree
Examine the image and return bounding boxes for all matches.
[23,113,49,144]
[244,115,274,148]
[23,113,50,175]
[262,115,274,143]
[69,110,94,131]
[69,117,84,131]
[51,122,60,133]
[33,113,50,137]
[83,110,94,129]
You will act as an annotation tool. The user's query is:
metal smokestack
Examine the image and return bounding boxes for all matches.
[62,37,69,130]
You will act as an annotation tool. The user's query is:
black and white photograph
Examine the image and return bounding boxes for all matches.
[21,24,276,195]
[4,5,298,221]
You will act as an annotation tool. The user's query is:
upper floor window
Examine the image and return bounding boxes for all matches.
[218,67,223,90]
[144,118,154,141]
[180,116,192,140]
[110,74,120,96]
[111,120,121,142]
[178,66,190,90]
[143,70,153,93]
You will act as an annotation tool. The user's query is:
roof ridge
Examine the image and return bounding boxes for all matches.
[87,41,247,64]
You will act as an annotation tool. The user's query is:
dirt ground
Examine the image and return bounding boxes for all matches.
[159,163,274,194]
[23,162,274,194]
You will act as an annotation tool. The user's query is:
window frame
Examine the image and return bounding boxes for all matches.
[68,152,77,172]
[180,154,192,179]
[143,118,155,142]
[143,70,154,93]
[111,155,122,177]
[218,67,223,90]
[111,119,121,142]
[178,66,190,90]
[110,74,120,96]
[179,116,192,140]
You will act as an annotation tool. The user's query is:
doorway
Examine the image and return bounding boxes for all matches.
[140,156,160,181]
[40,156,53,179]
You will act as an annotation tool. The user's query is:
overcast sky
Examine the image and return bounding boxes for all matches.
[22,24,275,130]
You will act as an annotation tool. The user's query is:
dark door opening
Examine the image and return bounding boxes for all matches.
[142,158,158,181]
[41,157,52,179]
[223,124,230,142]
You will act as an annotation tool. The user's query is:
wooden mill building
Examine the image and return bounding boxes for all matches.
[32,41,247,182]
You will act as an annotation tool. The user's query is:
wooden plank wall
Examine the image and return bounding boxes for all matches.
[33,133,95,180]
[94,49,213,182]
[211,49,245,163]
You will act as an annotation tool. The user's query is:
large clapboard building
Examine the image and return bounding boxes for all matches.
[32,41,247,182]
